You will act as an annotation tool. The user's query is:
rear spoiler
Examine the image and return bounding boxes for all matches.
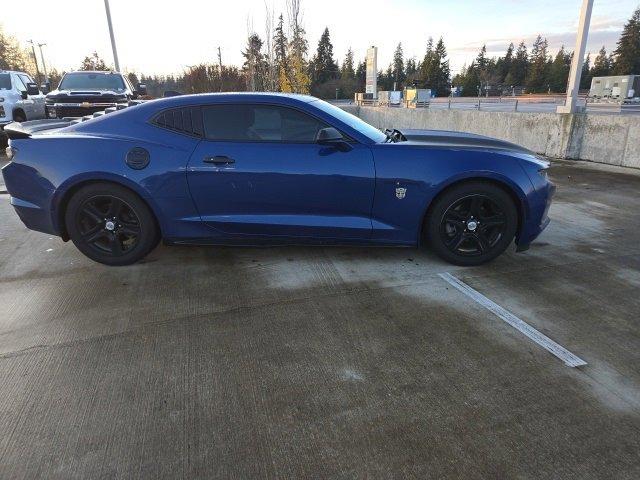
[4,119,75,139]
[4,100,147,140]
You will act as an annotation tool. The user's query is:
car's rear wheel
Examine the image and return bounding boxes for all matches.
[426,182,518,266]
[65,183,159,266]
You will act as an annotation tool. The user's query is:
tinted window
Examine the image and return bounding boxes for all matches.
[0,74,11,90]
[59,73,126,90]
[203,104,328,142]
[154,107,203,137]
[310,99,386,143]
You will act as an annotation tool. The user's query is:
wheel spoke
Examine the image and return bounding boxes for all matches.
[480,213,506,228]
[475,232,490,253]
[120,223,140,236]
[82,204,103,223]
[83,226,107,244]
[107,198,123,218]
[109,235,123,255]
[446,231,466,250]
[469,196,483,216]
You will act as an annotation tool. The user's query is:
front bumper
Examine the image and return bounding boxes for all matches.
[47,102,127,118]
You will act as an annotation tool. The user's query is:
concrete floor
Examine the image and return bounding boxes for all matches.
[1,159,639,479]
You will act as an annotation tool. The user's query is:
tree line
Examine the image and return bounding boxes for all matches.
[1,4,639,98]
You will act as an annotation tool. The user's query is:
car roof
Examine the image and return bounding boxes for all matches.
[64,71,122,75]
[0,70,28,75]
[137,92,318,111]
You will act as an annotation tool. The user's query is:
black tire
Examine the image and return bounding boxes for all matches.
[65,183,159,266]
[426,182,518,266]
[13,111,26,123]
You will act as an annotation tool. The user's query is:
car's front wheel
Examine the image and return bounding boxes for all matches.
[65,183,159,266]
[426,182,518,266]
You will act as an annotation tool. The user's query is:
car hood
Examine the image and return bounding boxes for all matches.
[399,129,532,154]
[47,89,127,98]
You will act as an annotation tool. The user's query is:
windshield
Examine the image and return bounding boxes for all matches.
[310,99,387,143]
[59,73,125,90]
[0,74,11,90]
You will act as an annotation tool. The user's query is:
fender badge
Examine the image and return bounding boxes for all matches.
[395,187,407,199]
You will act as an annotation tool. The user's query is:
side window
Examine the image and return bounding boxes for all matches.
[13,74,26,92]
[203,104,328,142]
[153,107,203,137]
[19,74,34,85]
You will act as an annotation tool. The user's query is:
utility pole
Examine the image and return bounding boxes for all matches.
[27,40,42,85]
[103,0,121,71]
[37,43,48,84]
[557,0,593,113]
[217,46,223,92]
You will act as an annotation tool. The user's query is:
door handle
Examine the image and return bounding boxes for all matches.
[203,155,235,165]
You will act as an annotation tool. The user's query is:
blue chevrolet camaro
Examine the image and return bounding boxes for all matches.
[2,93,554,266]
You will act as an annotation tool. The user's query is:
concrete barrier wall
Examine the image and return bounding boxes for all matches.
[341,105,640,169]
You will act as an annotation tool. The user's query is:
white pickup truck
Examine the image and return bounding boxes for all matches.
[1,70,46,146]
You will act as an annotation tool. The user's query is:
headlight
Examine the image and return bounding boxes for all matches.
[6,145,16,160]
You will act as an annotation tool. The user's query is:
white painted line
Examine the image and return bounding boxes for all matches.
[438,272,587,368]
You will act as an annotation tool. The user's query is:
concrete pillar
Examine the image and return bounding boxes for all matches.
[557,0,593,114]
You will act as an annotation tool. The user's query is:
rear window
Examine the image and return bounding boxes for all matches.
[59,73,125,90]
[0,74,11,90]
[153,107,203,137]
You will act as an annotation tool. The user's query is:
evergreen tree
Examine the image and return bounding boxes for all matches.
[242,33,268,91]
[341,48,355,79]
[273,14,289,92]
[580,53,592,90]
[392,43,405,89]
[505,41,528,86]
[496,43,514,83]
[80,51,109,71]
[548,46,571,92]
[283,0,310,94]
[355,58,366,92]
[418,37,436,87]
[526,35,549,92]
[433,38,451,96]
[309,27,338,88]
[613,7,640,74]
[591,46,612,77]
[405,57,418,87]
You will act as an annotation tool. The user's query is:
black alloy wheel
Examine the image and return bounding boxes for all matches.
[440,194,506,257]
[426,182,518,266]
[76,195,141,257]
[66,183,159,266]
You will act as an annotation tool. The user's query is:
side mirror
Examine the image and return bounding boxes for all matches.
[26,83,40,96]
[20,90,28,100]
[136,83,147,96]
[41,83,51,94]
[316,127,351,151]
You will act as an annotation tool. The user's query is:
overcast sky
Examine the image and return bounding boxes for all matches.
[2,0,637,77]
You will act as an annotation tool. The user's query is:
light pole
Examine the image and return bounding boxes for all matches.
[37,43,48,85]
[103,0,121,71]
[27,40,42,85]
[557,0,593,113]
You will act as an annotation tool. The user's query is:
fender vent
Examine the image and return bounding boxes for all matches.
[126,147,150,170]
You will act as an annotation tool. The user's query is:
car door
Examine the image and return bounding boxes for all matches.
[186,103,375,240]
[11,74,34,119]
[19,74,45,119]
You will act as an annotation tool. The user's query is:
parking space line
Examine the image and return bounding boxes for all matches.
[438,272,587,368]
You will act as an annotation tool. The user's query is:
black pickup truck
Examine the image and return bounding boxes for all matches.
[45,71,146,119]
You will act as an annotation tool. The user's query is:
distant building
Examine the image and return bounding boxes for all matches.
[589,75,640,102]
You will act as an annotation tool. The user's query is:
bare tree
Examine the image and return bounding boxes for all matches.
[263,1,277,91]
